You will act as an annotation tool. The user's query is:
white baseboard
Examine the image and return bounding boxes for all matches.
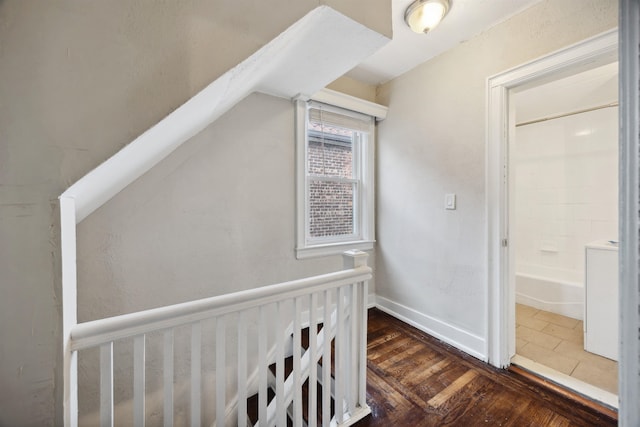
[373,295,487,361]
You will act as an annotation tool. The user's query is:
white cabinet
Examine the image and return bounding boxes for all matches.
[584,240,618,361]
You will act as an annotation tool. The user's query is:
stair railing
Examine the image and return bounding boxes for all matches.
[66,250,371,427]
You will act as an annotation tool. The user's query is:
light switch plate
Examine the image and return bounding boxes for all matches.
[445,193,456,210]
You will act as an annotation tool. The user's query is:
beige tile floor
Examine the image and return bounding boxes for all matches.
[515,303,618,394]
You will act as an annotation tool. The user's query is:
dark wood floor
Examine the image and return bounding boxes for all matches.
[356,309,616,427]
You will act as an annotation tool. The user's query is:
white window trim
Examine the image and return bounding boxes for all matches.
[294,90,386,259]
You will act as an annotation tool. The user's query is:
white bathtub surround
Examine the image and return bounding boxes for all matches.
[515,272,584,320]
[513,106,618,286]
[512,87,618,322]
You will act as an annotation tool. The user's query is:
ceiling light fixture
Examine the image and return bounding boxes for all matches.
[404,0,450,34]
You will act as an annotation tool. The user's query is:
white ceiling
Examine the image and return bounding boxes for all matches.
[347,0,544,85]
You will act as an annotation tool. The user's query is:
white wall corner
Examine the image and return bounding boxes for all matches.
[374,296,487,362]
[367,293,377,308]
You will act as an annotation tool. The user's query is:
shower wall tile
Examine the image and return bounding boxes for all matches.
[514,107,618,281]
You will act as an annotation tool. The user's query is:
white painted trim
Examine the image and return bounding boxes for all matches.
[511,355,618,409]
[296,241,374,260]
[311,88,388,120]
[294,99,307,257]
[486,29,618,369]
[60,197,78,427]
[618,3,640,425]
[71,267,372,350]
[375,296,486,361]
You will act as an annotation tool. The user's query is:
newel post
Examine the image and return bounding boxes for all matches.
[342,249,369,269]
[342,250,370,413]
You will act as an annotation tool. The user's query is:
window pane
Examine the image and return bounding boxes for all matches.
[307,123,354,179]
[308,180,355,238]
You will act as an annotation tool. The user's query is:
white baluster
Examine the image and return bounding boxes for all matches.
[322,289,332,427]
[359,280,368,409]
[275,301,285,427]
[216,316,226,427]
[308,293,318,427]
[100,342,114,427]
[292,297,302,426]
[134,335,146,426]
[191,322,201,427]
[349,283,358,414]
[336,286,345,423]
[163,330,174,427]
[238,312,247,427]
[258,306,268,424]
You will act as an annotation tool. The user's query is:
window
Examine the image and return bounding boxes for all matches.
[295,98,376,259]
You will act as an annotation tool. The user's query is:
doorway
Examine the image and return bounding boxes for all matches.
[510,62,619,406]
[485,29,619,407]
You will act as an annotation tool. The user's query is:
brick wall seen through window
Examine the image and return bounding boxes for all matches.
[307,124,356,238]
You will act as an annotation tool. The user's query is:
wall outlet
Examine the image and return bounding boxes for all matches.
[445,193,456,210]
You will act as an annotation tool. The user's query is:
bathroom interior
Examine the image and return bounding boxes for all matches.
[510,62,619,404]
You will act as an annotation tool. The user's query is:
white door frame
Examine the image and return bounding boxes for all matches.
[485,29,618,369]
[618,1,640,424]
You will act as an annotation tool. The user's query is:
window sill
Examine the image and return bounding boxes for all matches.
[296,240,374,260]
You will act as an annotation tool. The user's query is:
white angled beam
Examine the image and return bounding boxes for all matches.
[60,6,389,224]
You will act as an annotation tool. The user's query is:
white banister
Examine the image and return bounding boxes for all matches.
[70,267,370,351]
[68,251,371,426]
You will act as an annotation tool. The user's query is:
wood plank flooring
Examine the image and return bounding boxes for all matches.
[356,309,616,427]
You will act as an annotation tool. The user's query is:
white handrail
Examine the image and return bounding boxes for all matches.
[70,251,371,426]
[70,266,371,351]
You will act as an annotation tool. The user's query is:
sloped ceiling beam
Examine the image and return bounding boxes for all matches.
[61,6,389,223]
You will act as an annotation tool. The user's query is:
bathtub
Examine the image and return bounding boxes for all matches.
[515,272,584,320]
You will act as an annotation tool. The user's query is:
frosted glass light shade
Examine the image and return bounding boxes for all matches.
[404,0,450,34]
